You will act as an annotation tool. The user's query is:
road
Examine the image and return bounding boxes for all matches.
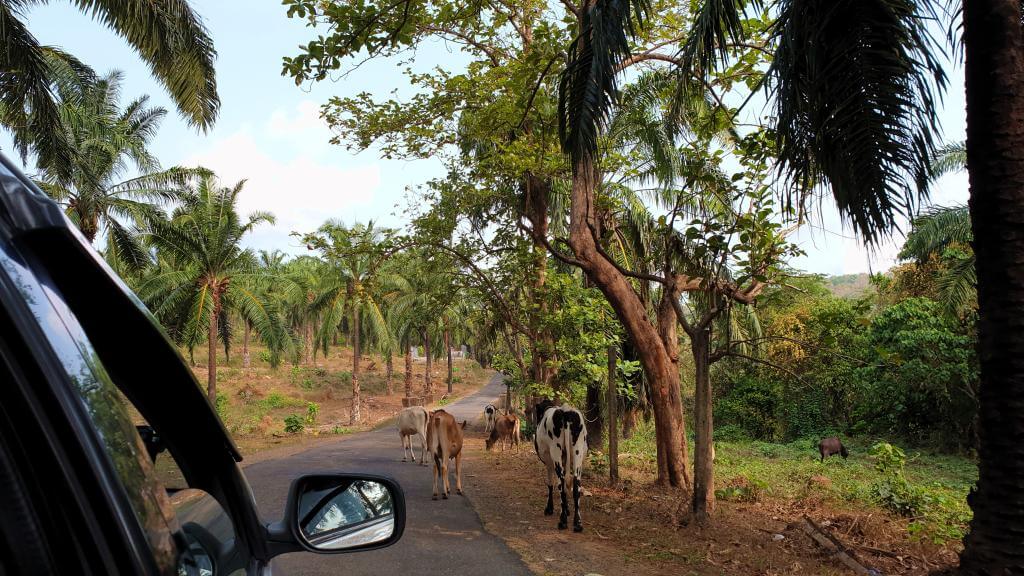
[246,374,532,575]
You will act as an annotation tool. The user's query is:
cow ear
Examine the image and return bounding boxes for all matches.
[461,420,468,429]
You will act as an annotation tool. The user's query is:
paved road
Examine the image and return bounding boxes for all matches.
[246,375,531,575]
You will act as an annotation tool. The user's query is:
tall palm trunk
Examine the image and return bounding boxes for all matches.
[568,158,689,488]
[385,351,394,395]
[303,321,312,365]
[207,299,219,405]
[351,306,361,425]
[242,320,251,368]
[445,327,453,394]
[958,0,1024,570]
[423,328,433,396]
[404,344,413,397]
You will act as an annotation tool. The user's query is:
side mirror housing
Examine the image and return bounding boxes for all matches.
[265,474,405,558]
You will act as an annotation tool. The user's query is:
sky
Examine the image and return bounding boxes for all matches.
[13,1,970,276]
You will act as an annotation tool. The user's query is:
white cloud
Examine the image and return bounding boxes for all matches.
[183,101,380,255]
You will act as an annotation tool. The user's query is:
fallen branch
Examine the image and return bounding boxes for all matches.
[799,516,880,575]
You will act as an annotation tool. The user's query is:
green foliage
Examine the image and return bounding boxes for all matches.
[258,393,304,410]
[283,414,304,434]
[305,402,320,425]
[856,298,977,447]
[258,350,273,364]
[215,392,229,421]
[870,442,923,517]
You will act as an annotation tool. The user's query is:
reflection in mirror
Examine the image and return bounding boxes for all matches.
[297,478,395,550]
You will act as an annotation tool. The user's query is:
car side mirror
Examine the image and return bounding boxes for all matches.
[265,474,405,557]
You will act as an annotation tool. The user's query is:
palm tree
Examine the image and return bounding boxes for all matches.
[0,0,219,172]
[33,70,208,270]
[560,0,1024,566]
[139,175,285,403]
[310,221,397,425]
[900,205,975,317]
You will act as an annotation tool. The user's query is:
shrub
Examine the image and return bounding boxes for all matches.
[305,402,319,425]
[258,350,272,364]
[215,392,229,421]
[870,442,924,517]
[284,414,304,434]
[336,371,353,387]
[715,476,764,502]
[520,418,536,440]
[259,392,304,410]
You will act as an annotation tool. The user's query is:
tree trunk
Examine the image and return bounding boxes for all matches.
[207,303,218,405]
[303,322,312,366]
[385,351,394,395]
[691,328,715,522]
[423,329,433,396]
[585,384,604,450]
[242,320,251,368]
[567,157,689,488]
[445,327,453,394]
[959,1,1024,571]
[608,344,619,485]
[622,407,637,439]
[404,345,413,397]
[351,307,361,425]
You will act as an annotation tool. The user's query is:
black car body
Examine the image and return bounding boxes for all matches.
[0,155,404,574]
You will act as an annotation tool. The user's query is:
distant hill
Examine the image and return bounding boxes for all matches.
[825,273,872,298]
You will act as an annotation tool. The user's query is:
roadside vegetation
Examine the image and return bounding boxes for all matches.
[7,0,1024,573]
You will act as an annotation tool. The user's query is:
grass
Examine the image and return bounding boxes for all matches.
[615,419,977,544]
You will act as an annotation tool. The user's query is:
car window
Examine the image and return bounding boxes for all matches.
[0,246,180,574]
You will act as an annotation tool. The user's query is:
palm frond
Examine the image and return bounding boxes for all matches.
[558,0,651,165]
[768,0,947,244]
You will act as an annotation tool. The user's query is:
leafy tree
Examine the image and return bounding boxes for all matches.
[564,0,1022,559]
[899,205,975,318]
[33,70,208,269]
[1,0,219,172]
[139,175,284,403]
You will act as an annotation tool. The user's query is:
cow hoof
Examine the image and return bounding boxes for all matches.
[432,495,438,501]
[401,458,407,462]
[573,525,584,533]
[544,508,554,516]
[457,489,463,495]
[558,521,568,530]
[443,493,449,500]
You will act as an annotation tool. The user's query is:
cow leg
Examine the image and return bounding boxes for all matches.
[572,476,583,532]
[431,457,440,500]
[401,434,407,462]
[419,433,428,466]
[442,457,450,499]
[555,463,568,529]
[455,452,463,495]
[544,464,555,516]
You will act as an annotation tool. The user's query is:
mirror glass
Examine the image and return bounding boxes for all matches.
[296,478,395,550]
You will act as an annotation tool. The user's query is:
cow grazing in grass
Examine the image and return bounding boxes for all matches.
[427,409,467,500]
[483,403,498,434]
[534,404,588,532]
[397,406,430,465]
[818,436,849,462]
[486,414,521,453]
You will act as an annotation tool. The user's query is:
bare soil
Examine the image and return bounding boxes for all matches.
[460,435,957,576]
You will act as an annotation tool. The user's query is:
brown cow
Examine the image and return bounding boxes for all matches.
[485,414,521,453]
[426,409,467,500]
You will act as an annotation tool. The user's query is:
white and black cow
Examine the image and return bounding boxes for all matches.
[533,404,588,532]
[483,403,498,434]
